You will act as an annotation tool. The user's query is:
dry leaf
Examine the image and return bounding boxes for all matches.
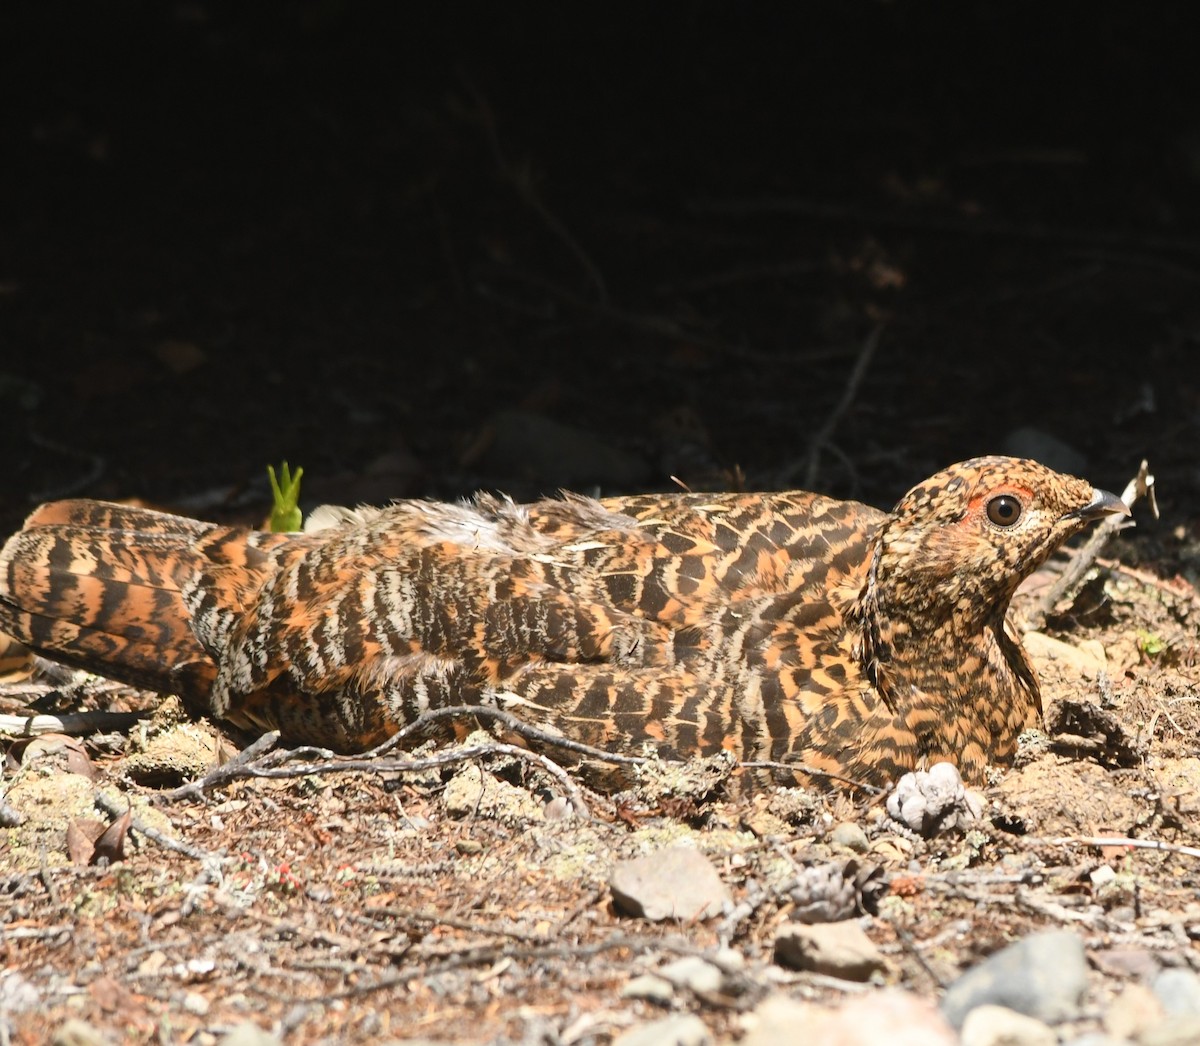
[19,734,95,779]
[66,818,104,864]
[92,806,132,864]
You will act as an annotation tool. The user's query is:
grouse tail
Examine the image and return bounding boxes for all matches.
[0,499,284,704]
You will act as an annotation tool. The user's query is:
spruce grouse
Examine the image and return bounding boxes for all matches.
[0,456,1127,788]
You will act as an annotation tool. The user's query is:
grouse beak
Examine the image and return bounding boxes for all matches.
[1068,487,1131,522]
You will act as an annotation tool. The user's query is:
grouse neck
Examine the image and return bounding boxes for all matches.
[852,529,1025,705]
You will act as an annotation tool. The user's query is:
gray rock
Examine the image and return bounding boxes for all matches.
[961,1004,1056,1046]
[940,930,1088,1029]
[773,919,885,981]
[609,845,730,921]
[611,1014,712,1046]
[1153,969,1200,1016]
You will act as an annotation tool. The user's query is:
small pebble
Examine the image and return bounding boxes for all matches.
[830,822,870,852]
[542,796,574,821]
[658,955,723,995]
[183,991,211,1016]
[218,1023,284,1046]
[620,973,675,1004]
[1002,427,1088,476]
[51,1022,105,1046]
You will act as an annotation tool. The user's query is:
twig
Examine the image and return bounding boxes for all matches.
[93,790,220,861]
[1030,834,1200,861]
[369,905,550,944]
[887,922,947,989]
[777,324,883,489]
[477,264,746,355]
[380,702,870,792]
[1029,459,1155,629]
[279,932,755,1004]
[161,730,281,802]
[0,710,147,738]
[163,736,591,818]
[38,847,61,907]
[1095,557,1200,606]
[377,704,647,764]
[1015,886,1106,928]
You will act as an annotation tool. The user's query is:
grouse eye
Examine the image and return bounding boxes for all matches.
[986,494,1022,527]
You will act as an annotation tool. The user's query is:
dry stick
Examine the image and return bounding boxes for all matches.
[375,703,647,764]
[380,702,864,791]
[281,932,759,1005]
[93,790,220,862]
[1028,459,1157,632]
[778,323,884,489]
[161,730,282,802]
[1031,834,1200,861]
[163,736,592,818]
[0,709,147,739]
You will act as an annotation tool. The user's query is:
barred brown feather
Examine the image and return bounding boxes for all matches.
[0,457,1127,788]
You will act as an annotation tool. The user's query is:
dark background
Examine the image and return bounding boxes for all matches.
[2,2,1197,534]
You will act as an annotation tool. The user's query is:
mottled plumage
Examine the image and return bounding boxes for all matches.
[0,457,1126,788]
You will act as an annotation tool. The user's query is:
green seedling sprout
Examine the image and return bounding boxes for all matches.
[267,461,304,533]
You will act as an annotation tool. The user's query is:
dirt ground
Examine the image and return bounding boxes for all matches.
[1,5,1199,1044]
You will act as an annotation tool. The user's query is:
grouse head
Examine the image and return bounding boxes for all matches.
[866,456,1129,631]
